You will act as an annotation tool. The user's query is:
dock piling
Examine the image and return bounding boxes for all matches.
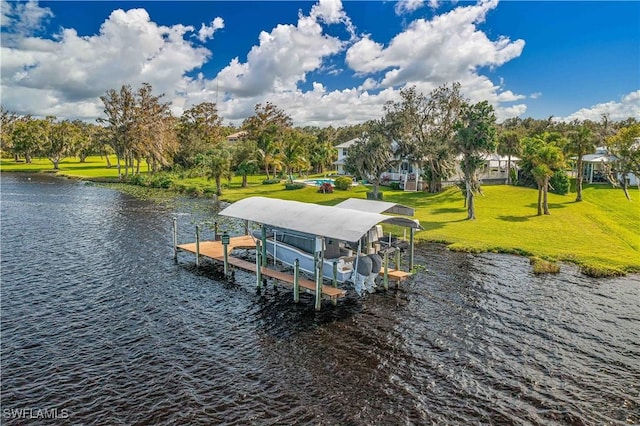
[172,217,178,262]
[222,231,229,277]
[255,240,262,287]
[195,225,201,268]
[383,250,389,290]
[409,228,415,272]
[293,259,300,303]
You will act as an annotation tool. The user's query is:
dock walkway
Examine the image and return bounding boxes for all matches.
[176,236,347,302]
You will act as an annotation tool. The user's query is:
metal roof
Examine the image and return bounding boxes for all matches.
[334,198,415,217]
[219,197,421,242]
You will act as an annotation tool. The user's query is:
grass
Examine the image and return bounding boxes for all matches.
[0,156,147,179]
[3,156,639,276]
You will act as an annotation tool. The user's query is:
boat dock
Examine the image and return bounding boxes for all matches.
[175,233,347,305]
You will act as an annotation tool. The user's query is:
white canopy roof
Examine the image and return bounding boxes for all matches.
[219,197,421,242]
[334,198,415,217]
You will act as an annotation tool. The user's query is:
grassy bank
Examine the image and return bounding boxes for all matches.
[3,156,639,276]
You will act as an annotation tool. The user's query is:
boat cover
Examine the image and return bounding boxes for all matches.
[219,197,421,243]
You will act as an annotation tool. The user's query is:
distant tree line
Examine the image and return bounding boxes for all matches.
[1,82,638,208]
[342,82,639,218]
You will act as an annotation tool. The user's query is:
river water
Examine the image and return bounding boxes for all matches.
[1,173,638,425]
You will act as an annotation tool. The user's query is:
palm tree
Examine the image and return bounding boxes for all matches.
[280,129,309,183]
[199,147,232,196]
[565,125,597,201]
[497,130,522,185]
[453,101,497,220]
[530,144,564,215]
[344,122,393,199]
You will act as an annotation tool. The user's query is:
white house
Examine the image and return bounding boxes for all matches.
[581,145,638,185]
[333,138,359,175]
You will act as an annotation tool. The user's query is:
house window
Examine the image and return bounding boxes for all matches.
[342,148,349,157]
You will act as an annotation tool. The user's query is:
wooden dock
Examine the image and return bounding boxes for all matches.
[176,235,347,303]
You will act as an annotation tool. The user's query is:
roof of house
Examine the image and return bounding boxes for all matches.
[227,131,248,140]
[335,138,360,149]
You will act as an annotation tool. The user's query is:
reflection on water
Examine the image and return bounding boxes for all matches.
[1,173,638,424]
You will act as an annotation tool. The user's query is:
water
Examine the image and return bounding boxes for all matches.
[1,173,638,425]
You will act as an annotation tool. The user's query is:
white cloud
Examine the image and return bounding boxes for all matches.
[558,90,640,123]
[1,0,52,36]
[395,0,426,15]
[1,6,211,119]
[197,17,224,42]
[214,0,346,98]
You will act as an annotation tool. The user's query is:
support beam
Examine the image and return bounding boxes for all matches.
[255,240,262,287]
[172,217,178,262]
[293,259,300,303]
[409,227,415,272]
[195,225,200,268]
[314,236,323,311]
[261,226,267,267]
[383,250,389,290]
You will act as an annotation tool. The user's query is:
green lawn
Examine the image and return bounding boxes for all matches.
[0,156,146,179]
[3,156,639,275]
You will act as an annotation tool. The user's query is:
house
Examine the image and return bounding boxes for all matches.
[226,131,248,143]
[581,145,638,185]
[334,138,520,191]
[333,138,359,175]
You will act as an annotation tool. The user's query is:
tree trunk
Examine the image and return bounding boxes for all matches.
[466,180,475,220]
[543,178,550,215]
[620,176,631,201]
[116,155,122,179]
[105,154,112,168]
[537,185,543,216]
[215,176,222,196]
[242,174,248,188]
[575,158,583,202]
[506,155,512,185]
[25,153,32,163]
[52,159,59,170]
[14,154,19,162]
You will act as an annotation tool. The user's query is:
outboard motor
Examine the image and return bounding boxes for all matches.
[353,255,373,296]
[365,253,382,293]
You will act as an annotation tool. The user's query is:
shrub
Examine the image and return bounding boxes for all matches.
[366,191,383,200]
[149,173,173,189]
[285,182,305,190]
[334,176,352,191]
[530,257,560,274]
[390,182,401,190]
[550,170,570,195]
[318,182,334,193]
[128,174,147,186]
[262,178,281,185]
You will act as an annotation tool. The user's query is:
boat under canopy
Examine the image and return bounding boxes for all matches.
[219,196,421,243]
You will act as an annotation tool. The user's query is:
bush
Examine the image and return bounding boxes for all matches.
[285,182,305,190]
[334,176,352,191]
[390,182,401,190]
[128,174,147,186]
[550,170,570,195]
[262,178,281,185]
[149,173,173,189]
[318,182,334,193]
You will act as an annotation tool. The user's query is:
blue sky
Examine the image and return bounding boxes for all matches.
[1,0,638,126]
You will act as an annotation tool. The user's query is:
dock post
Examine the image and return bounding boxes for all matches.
[172,217,178,262]
[395,249,401,271]
[214,221,218,240]
[383,250,389,290]
[409,228,415,272]
[243,220,249,236]
[314,237,322,311]
[261,226,267,267]
[195,225,200,268]
[255,240,262,288]
[293,259,300,303]
[332,261,338,288]
[222,231,229,278]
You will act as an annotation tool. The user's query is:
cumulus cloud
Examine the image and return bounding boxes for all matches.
[558,90,640,123]
[395,0,426,15]
[197,17,224,42]
[214,0,346,98]
[1,5,213,119]
[1,0,52,36]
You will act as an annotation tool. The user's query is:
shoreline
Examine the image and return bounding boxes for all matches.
[2,167,638,278]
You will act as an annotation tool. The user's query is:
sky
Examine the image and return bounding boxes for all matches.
[1,0,638,127]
